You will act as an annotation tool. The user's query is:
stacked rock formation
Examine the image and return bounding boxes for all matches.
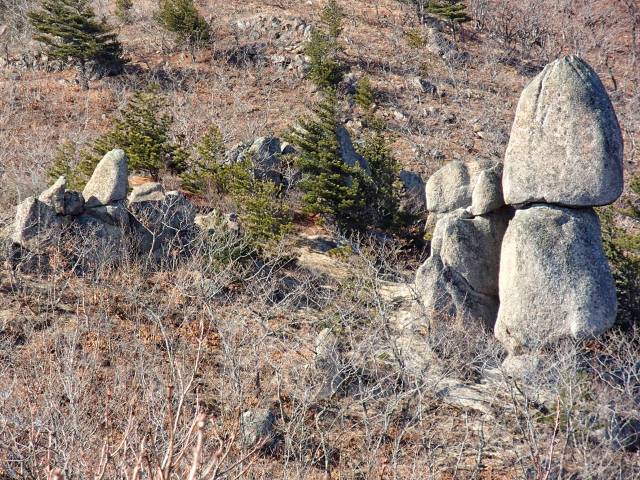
[416,159,511,330]
[495,55,622,356]
[10,149,196,266]
[416,56,623,360]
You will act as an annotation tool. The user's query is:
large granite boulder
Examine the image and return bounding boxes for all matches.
[82,149,129,208]
[495,205,617,354]
[431,209,510,297]
[416,255,499,331]
[503,56,623,207]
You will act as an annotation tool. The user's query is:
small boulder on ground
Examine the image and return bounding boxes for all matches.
[82,149,129,208]
[503,55,623,207]
[241,409,276,448]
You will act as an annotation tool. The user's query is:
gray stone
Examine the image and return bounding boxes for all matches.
[495,205,617,354]
[38,176,66,214]
[128,182,165,203]
[85,201,129,227]
[73,214,124,263]
[12,197,63,252]
[246,136,282,171]
[314,328,343,399]
[416,208,511,330]
[416,255,499,331]
[240,409,276,448]
[431,209,510,297]
[398,170,426,215]
[337,126,371,175]
[470,163,504,215]
[426,161,474,213]
[63,191,85,216]
[503,56,623,207]
[82,149,128,208]
[129,190,195,256]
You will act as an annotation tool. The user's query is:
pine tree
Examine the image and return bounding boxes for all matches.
[157,0,210,58]
[355,76,375,113]
[287,89,366,228]
[357,116,401,228]
[29,0,126,89]
[181,125,226,194]
[115,0,133,23]
[47,140,84,190]
[425,1,470,31]
[305,0,345,90]
[228,163,292,247]
[80,86,187,181]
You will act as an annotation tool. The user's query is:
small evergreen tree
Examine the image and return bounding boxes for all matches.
[80,86,188,181]
[355,76,375,113]
[228,162,292,248]
[29,0,126,89]
[181,125,226,194]
[288,89,367,228]
[47,140,84,190]
[115,0,133,23]
[305,0,345,90]
[600,207,640,329]
[426,1,470,29]
[357,116,401,228]
[157,0,210,58]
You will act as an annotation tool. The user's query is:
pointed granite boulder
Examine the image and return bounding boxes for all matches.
[82,149,128,208]
[503,56,623,207]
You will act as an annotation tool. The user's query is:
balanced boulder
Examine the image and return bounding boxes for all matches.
[495,205,617,354]
[503,56,623,207]
[82,149,128,208]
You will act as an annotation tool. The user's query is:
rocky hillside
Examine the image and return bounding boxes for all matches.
[1,0,639,479]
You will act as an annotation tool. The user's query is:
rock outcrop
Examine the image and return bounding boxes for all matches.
[417,160,508,329]
[9,150,200,267]
[503,56,623,207]
[418,56,621,360]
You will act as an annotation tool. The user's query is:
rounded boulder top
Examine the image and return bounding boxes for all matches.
[503,55,623,207]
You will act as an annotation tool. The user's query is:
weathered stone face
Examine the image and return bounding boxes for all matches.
[495,205,617,354]
[12,197,64,252]
[83,149,129,208]
[417,208,511,330]
[503,56,623,207]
